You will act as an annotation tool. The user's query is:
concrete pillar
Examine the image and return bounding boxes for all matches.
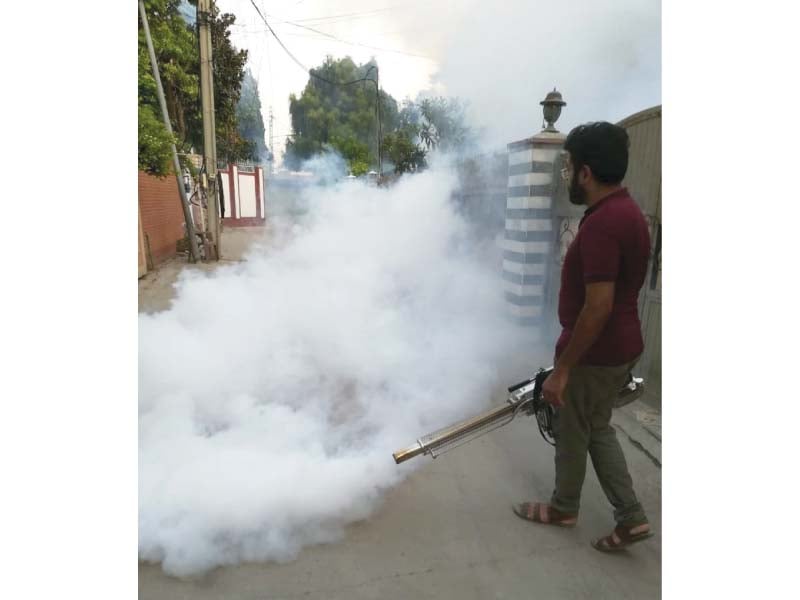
[503,130,566,335]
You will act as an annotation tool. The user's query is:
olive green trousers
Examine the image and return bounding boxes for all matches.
[549,357,648,526]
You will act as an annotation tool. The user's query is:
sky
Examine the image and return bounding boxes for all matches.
[213,0,661,165]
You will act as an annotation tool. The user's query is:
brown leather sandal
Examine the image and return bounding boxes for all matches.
[591,523,653,552]
[512,502,577,527]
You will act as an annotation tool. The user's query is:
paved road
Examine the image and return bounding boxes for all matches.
[139,390,661,600]
[139,228,661,599]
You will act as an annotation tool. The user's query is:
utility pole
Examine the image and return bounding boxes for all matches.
[376,66,382,178]
[139,0,200,263]
[362,65,381,178]
[197,0,220,260]
[268,106,274,175]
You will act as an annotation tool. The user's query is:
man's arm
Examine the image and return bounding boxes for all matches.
[555,281,615,370]
[542,281,615,406]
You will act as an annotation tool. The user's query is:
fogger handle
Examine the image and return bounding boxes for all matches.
[507,377,535,393]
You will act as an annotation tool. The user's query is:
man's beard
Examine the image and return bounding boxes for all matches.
[568,171,587,205]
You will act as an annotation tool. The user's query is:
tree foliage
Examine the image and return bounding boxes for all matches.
[285,56,474,176]
[382,131,426,174]
[331,135,371,176]
[418,97,473,152]
[138,0,254,175]
[138,0,196,175]
[285,56,400,172]
[138,105,177,177]
[237,69,268,162]
[208,6,251,163]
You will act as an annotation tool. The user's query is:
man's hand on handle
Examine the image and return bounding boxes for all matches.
[542,366,570,408]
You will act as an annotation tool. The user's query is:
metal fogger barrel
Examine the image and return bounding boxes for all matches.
[392,368,644,465]
[392,401,521,464]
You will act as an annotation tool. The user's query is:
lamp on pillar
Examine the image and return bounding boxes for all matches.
[540,88,567,133]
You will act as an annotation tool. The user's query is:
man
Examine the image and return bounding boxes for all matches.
[512,122,653,552]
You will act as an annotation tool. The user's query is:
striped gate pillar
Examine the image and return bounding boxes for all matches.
[503,130,566,332]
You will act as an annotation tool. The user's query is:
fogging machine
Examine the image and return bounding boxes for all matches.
[392,367,644,464]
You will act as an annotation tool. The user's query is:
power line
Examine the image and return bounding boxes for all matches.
[238,1,434,61]
[240,6,395,27]
[280,21,434,60]
[264,2,428,27]
[232,24,434,60]
[245,1,384,87]
[290,5,407,24]
[246,0,311,73]
[245,1,386,174]
[267,6,434,60]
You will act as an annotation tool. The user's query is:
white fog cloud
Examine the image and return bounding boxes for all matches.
[139,165,532,576]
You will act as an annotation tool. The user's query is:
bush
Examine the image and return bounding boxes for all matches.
[138,104,176,177]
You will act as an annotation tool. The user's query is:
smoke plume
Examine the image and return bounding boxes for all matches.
[139,163,531,576]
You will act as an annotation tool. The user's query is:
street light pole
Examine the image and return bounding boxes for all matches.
[376,66,382,178]
[363,65,381,178]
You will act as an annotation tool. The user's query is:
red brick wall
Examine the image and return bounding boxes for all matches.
[138,171,186,265]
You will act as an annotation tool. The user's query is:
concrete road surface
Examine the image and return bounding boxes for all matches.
[138,228,662,599]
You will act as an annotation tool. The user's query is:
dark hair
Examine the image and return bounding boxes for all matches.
[564,121,629,185]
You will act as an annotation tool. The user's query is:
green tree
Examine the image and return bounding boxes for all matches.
[284,57,474,175]
[419,122,436,150]
[138,105,177,177]
[397,98,421,131]
[382,131,426,174]
[138,0,198,174]
[331,135,371,175]
[237,69,268,161]
[209,6,251,163]
[285,56,398,172]
[138,0,253,175]
[418,97,474,152]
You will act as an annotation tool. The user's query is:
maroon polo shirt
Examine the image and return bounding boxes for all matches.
[555,187,651,366]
